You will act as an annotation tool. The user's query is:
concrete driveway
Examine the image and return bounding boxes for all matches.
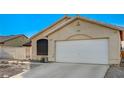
[21,63,109,78]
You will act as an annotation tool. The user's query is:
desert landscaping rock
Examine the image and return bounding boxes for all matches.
[0,61,30,78]
[0,65,22,78]
[105,65,124,78]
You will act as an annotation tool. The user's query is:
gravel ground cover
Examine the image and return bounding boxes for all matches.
[0,64,23,78]
[0,60,30,78]
[105,64,124,78]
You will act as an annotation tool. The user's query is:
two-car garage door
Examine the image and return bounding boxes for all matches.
[56,39,108,64]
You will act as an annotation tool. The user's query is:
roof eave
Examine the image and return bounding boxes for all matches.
[78,17,124,31]
[30,16,124,39]
[30,16,71,40]
[46,17,124,36]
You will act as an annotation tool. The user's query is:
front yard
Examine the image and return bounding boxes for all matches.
[105,64,124,78]
[105,59,124,78]
[0,64,23,78]
[0,60,30,78]
[1,59,124,78]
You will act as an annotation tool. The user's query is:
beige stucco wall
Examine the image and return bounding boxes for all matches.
[31,17,70,60]
[4,36,29,47]
[25,46,32,60]
[48,20,121,64]
[0,46,31,60]
[31,19,121,64]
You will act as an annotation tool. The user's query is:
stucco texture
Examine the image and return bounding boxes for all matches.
[31,17,70,60]
[31,18,121,64]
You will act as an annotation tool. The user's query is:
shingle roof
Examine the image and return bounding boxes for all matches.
[0,34,27,43]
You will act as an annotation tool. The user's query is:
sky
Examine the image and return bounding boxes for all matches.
[0,14,124,37]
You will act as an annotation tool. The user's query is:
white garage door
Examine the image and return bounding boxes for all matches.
[56,39,108,64]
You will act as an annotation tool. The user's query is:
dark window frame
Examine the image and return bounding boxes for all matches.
[37,39,48,55]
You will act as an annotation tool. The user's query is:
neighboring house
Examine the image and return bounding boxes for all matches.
[30,16,124,64]
[0,34,30,60]
[0,34,29,47]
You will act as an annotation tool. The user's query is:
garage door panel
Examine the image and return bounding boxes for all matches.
[56,39,108,64]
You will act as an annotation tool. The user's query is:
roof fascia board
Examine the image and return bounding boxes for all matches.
[30,16,71,40]
[46,17,124,36]
[44,17,77,36]
[79,17,123,31]
[31,16,124,39]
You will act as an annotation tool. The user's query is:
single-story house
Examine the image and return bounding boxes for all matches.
[0,34,29,47]
[0,35,31,60]
[30,16,124,64]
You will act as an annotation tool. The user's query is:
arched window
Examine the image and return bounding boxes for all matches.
[37,39,48,55]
